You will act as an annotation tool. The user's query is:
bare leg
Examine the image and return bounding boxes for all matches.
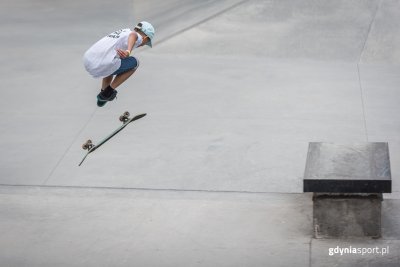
[102,75,113,90]
[110,69,136,89]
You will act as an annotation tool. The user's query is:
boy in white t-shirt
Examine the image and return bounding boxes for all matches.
[83,21,155,107]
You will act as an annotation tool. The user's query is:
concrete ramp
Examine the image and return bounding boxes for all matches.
[2,0,399,193]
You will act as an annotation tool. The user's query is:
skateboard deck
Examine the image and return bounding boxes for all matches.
[79,112,146,166]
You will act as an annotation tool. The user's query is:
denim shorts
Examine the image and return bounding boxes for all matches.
[112,56,139,75]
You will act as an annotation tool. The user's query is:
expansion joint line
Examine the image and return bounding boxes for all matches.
[42,106,98,185]
[357,0,382,142]
[358,0,382,63]
[357,65,369,142]
[309,238,313,267]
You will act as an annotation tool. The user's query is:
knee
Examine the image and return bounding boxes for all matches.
[129,56,139,71]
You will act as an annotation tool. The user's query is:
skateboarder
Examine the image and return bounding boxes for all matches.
[83,21,155,107]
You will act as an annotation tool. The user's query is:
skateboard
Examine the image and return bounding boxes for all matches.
[79,112,146,166]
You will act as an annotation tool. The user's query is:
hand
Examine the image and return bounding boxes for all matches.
[116,49,130,59]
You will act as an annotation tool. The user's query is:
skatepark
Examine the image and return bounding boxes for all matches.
[1,0,400,266]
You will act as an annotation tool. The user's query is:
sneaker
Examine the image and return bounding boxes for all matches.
[97,89,118,107]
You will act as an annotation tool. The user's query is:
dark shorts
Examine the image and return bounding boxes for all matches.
[112,56,139,75]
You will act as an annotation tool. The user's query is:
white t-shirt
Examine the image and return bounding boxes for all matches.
[83,29,143,78]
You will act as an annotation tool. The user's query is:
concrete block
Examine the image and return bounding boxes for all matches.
[303,143,392,238]
[313,193,382,238]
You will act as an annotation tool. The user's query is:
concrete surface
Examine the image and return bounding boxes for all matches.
[0,0,399,266]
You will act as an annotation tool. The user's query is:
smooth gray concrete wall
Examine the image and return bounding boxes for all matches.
[0,186,399,267]
[0,186,313,267]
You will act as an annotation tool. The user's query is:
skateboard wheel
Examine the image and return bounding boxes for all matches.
[119,111,130,122]
[82,140,93,150]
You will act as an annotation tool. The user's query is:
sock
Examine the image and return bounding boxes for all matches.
[102,85,115,98]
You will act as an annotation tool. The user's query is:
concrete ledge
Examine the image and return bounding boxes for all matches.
[304,179,391,193]
[304,143,392,194]
[303,143,392,238]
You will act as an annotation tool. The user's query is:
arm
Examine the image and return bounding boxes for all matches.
[116,32,138,58]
